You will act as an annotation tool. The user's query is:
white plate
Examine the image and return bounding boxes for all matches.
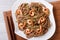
[11,0,56,40]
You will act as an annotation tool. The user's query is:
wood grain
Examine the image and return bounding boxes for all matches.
[3,1,60,40]
[3,11,12,40]
[48,1,60,40]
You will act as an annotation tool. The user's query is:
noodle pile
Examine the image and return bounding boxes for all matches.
[15,2,50,38]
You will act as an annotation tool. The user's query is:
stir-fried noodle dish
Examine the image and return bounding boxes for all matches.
[15,2,51,38]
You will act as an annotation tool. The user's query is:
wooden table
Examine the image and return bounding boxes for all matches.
[3,1,60,40]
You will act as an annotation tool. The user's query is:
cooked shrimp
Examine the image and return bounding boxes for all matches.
[25,28,33,35]
[29,9,35,16]
[27,19,33,25]
[43,7,49,15]
[16,9,22,15]
[18,22,26,30]
[39,25,42,32]
[38,17,46,24]
[36,25,42,34]
[36,29,40,33]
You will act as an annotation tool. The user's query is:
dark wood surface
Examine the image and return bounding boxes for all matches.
[3,1,60,40]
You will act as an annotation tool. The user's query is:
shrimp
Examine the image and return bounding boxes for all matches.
[43,7,49,16]
[25,28,33,35]
[16,9,22,15]
[27,19,33,25]
[39,25,43,33]
[38,17,46,24]
[29,9,35,16]
[36,25,42,34]
[18,22,26,30]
